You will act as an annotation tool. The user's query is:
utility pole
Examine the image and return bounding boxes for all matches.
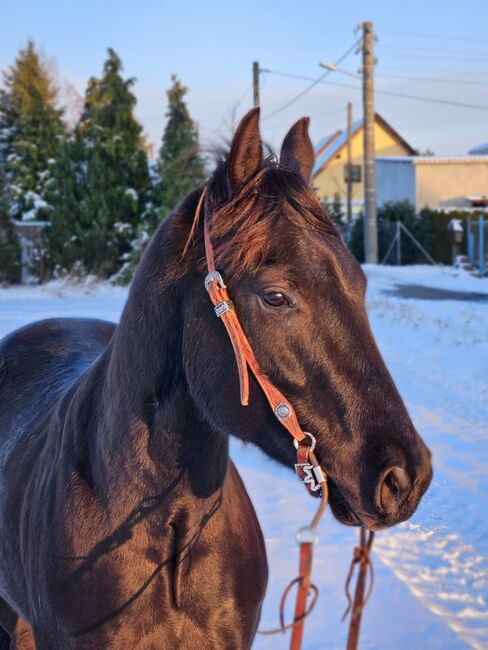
[253,61,260,107]
[346,102,353,225]
[362,21,378,263]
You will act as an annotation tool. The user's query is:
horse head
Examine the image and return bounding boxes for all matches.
[178,108,432,532]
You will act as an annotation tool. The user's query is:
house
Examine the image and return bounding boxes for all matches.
[312,113,416,211]
[376,156,488,211]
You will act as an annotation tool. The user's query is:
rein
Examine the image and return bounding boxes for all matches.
[195,186,374,649]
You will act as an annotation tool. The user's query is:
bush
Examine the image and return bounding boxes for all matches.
[348,200,475,265]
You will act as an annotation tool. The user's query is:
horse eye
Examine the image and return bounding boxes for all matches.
[262,291,291,308]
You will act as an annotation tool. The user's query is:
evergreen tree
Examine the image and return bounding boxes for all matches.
[0,164,20,284]
[0,40,64,282]
[47,49,150,278]
[152,75,205,226]
[0,40,65,224]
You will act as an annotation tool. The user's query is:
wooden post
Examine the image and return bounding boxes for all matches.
[347,102,353,225]
[253,61,260,108]
[362,21,378,263]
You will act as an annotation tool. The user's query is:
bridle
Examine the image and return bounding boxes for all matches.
[194,186,374,650]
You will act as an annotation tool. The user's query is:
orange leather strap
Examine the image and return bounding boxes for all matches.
[203,193,306,444]
[290,542,314,650]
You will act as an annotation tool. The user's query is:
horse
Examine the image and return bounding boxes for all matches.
[0,108,432,649]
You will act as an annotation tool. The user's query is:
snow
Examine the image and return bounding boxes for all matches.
[124,188,138,201]
[448,219,464,232]
[0,266,487,649]
[113,221,132,234]
[21,191,50,221]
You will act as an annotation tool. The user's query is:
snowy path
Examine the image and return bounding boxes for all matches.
[0,267,487,649]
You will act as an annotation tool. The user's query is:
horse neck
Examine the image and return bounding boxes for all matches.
[74,206,229,504]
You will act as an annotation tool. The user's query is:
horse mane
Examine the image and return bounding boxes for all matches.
[157,152,339,286]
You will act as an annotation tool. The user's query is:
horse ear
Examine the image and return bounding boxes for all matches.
[280,117,314,184]
[228,107,262,194]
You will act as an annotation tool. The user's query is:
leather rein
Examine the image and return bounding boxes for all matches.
[194,187,374,650]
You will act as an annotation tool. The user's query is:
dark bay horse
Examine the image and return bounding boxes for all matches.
[0,108,432,648]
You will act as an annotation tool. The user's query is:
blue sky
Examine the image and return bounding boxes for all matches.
[2,0,487,156]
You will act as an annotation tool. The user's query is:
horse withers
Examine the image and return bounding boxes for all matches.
[0,108,432,648]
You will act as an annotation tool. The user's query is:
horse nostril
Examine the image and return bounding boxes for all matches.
[378,466,412,514]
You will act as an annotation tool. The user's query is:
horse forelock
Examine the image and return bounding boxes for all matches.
[159,156,340,287]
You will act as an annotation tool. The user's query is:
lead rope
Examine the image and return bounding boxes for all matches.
[194,186,375,650]
[257,449,327,647]
[343,528,375,650]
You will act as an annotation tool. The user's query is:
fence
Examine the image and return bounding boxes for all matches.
[467,215,488,277]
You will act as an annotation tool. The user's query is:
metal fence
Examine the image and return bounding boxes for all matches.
[467,216,488,277]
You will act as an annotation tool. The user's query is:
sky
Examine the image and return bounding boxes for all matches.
[1,0,488,158]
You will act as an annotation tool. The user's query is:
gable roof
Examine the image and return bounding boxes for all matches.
[314,130,341,157]
[312,113,416,178]
[313,118,362,176]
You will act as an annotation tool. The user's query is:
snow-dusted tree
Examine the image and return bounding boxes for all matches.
[0,40,65,224]
[0,163,20,284]
[47,49,151,278]
[0,41,65,282]
[151,75,205,227]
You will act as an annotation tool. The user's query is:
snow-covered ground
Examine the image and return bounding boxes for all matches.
[0,266,487,649]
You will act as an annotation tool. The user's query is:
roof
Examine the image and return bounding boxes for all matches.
[376,155,488,164]
[468,142,488,155]
[312,113,416,178]
[314,130,341,156]
[312,118,363,176]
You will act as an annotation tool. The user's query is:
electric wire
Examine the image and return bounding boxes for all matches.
[262,69,488,112]
[262,40,360,121]
[380,30,487,44]
[376,73,488,86]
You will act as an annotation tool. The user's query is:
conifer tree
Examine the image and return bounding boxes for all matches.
[0,40,64,282]
[47,49,151,278]
[0,164,20,284]
[153,75,205,224]
[0,40,65,224]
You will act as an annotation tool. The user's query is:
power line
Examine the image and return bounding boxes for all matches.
[234,82,253,110]
[261,39,360,121]
[267,106,346,130]
[377,73,488,86]
[263,69,488,111]
[379,66,488,75]
[380,45,488,57]
[380,30,488,44]
[378,50,488,62]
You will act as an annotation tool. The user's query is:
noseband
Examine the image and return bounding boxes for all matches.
[193,186,373,650]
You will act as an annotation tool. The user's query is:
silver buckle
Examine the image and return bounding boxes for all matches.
[205,271,226,292]
[214,300,234,317]
[293,431,316,452]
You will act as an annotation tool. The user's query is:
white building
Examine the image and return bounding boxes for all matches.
[376,156,488,211]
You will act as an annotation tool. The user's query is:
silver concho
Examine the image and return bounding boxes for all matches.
[275,403,291,419]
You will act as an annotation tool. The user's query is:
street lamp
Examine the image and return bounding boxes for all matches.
[318,62,361,81]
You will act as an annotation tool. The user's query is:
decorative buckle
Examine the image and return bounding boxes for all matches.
[205,271,226,292]
[294,463,323,492]
[294,432,325,492]
[214,300,234,317]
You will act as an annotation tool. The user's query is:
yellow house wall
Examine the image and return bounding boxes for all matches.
[312,122,410,202]
[415,163,488,209]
